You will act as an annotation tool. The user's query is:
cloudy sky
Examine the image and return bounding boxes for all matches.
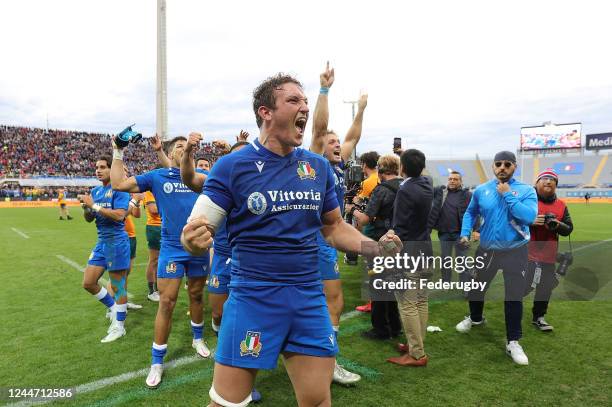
[1,0,611,158]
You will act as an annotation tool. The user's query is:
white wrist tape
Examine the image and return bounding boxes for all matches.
[92,204,102,213]
[113,149,124,160]
[129,199,138,208]
[209,386,252,407]
[188,195,227,233]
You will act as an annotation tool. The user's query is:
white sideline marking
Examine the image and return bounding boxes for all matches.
[55,255,133,299]
[55,255,84,272]
[573,238,612,253]
[6,309,364,406]
[11,227,29,239]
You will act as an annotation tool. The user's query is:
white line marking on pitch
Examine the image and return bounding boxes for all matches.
[6,309,365,406]
[55,255,133,299]
[11,227,29,239]
[573,238,612,253]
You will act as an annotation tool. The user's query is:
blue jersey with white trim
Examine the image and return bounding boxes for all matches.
[203,139,339,285]
[136,167,207,257]
[90,184,129,241]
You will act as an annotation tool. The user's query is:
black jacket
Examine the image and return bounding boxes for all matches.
[392,176,434,257]
[427,186,473,232]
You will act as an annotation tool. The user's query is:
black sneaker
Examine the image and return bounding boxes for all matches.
[67,215,73,220]
[532,317,553,332]
[361,329,390,340]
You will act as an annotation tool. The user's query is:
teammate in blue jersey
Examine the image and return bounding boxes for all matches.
[181,74,401,407]
[180,133,249,335]
[109,136,211,389]
[78,155,131,343]
[310,62,369,384]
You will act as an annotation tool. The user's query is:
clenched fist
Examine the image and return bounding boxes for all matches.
[181,216,213,256]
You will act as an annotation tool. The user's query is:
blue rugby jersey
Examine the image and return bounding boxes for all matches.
[212,220,232,258]
[203,139,339,285]
[136,167,207,256]
[90,184,130,241]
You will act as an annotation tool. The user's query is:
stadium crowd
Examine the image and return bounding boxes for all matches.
[0,125,229,179]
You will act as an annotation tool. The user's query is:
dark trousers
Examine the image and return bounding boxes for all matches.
[468,245,528,342]
[438,231,469,283]
[524,261,559,319]
[371,301,402,337]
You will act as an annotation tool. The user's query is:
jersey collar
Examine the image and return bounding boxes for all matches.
[252,138,297,160]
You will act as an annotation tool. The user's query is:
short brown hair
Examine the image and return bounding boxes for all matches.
[252,73,303,128]
[377,154,400,176]
[97,155,112,168]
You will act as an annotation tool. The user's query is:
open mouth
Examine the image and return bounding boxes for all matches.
[333,150,341,158]
[295,117,307,135]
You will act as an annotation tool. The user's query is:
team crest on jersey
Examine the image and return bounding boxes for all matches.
[512,190,518,196]
[297,161,316,180]
[240,331,263,357]
[163,182,174,194]
[166,262,177,273]
[105,190,113,199]
[247,192,267,215]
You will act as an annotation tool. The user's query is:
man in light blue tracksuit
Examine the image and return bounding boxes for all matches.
[455,151,537,365]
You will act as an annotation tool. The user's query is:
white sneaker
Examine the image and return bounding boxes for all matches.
[192,339,211,358]
[101,322,126,343]
[127,302,143,310]
[456,316,486,333]
[333,361,361,385]
[146,364,163,389]
[147,291,160,302]
[506,341,529,365]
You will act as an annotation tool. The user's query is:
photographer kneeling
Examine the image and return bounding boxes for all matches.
[353,155,403,340]
[526,169,573,332]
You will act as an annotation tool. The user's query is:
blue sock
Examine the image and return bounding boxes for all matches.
[191,321,204,340]
[151,342,167,365]
[94,287,115,309]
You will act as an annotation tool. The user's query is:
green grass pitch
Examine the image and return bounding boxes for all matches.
[1,203,610,406]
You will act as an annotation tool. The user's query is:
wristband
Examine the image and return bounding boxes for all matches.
[129,199,139,208]
[320,87,329,95]
[92,204,102,213]
[113,149,124,161]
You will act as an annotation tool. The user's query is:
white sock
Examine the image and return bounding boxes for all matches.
[94,286,108,300]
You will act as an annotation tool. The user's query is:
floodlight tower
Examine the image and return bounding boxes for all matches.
[156,0,169,140]
[344,99,358,161]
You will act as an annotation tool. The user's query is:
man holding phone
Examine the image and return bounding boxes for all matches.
[455,151,537,365]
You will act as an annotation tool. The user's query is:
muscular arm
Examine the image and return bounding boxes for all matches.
[150,134,171,168]
[181,146,206,193]
[110,161,141,193]
[310,62,334,155]
[340,94,367,162]
[97,207,127,222]
[320,207,373,253]
[181,132,207,193]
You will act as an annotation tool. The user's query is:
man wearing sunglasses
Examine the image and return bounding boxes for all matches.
[455,151,537,365]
